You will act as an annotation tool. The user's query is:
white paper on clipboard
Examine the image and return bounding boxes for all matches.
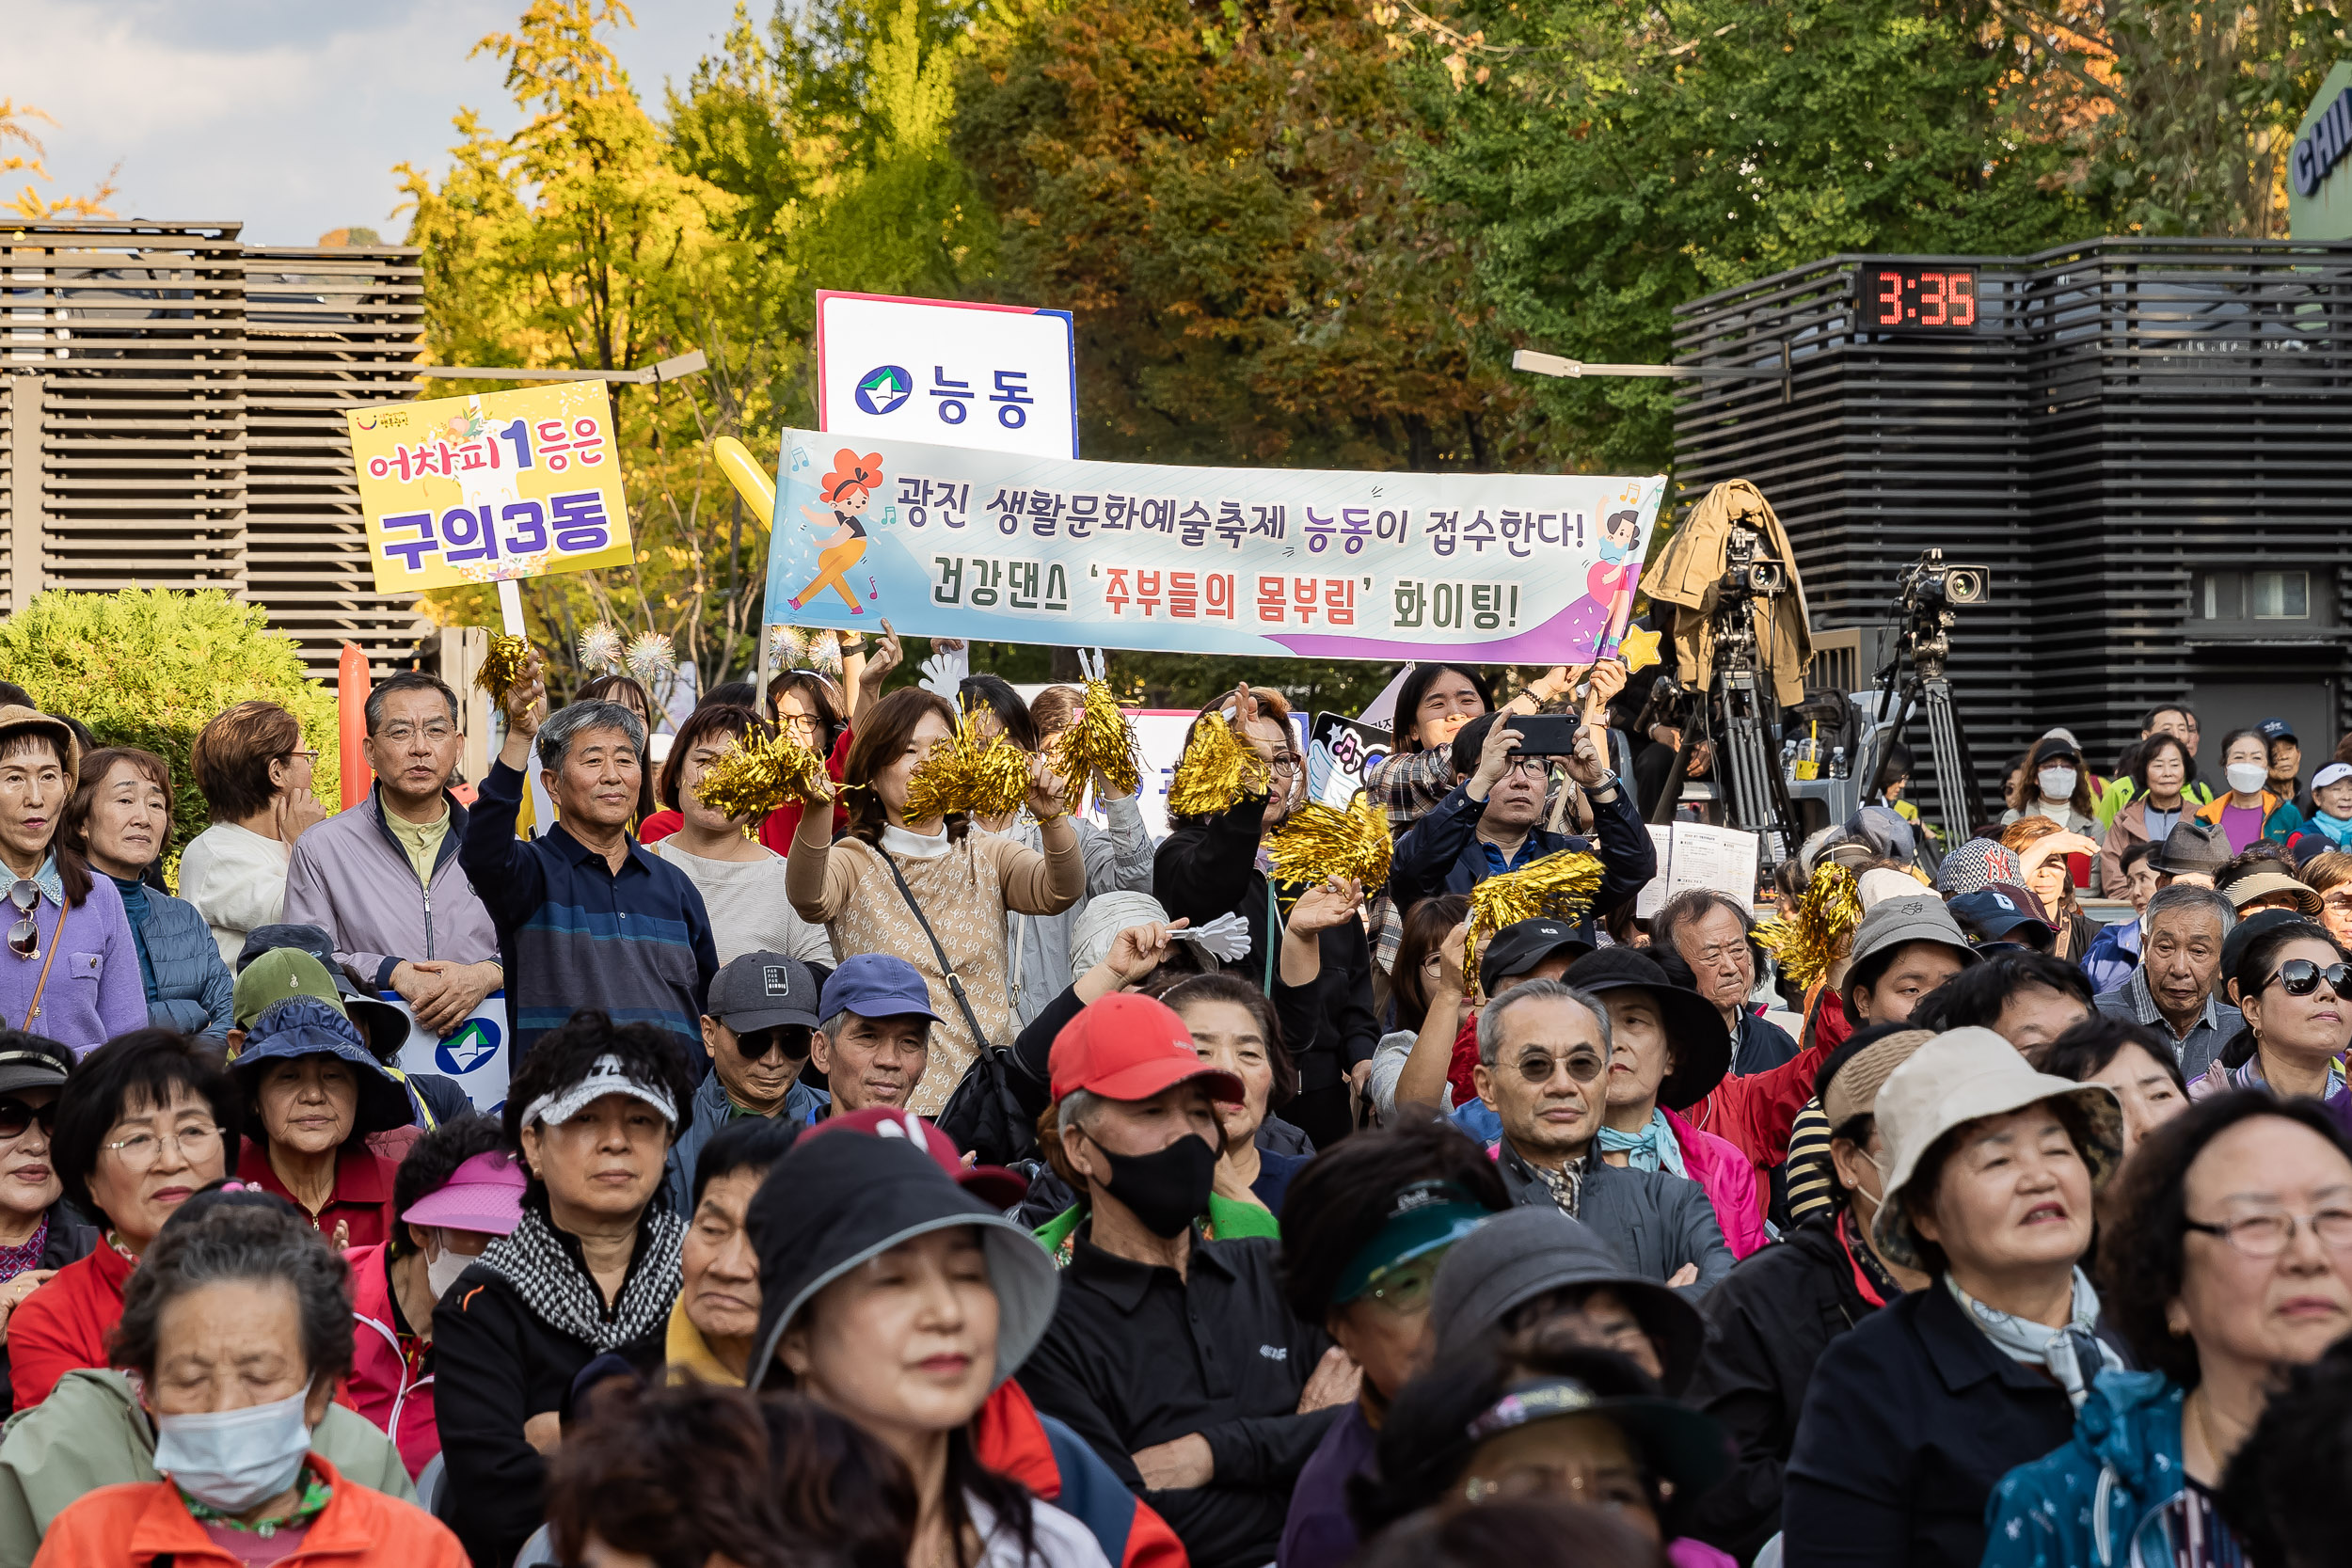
[1634,822,1762,919]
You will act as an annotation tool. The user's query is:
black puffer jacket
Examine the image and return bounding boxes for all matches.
[1681,1212,1890,1559]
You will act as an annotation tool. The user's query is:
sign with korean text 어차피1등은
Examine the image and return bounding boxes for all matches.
[348,382,634,594]
[816,291,1078,459]
[761,428,1667,662]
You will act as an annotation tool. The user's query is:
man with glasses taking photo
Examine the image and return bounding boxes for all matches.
[1390,707,1652,917]
[285,672,503,1042]
[1472,978,1733,1293]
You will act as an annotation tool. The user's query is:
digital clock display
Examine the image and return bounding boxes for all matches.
[1861,265,1980,332]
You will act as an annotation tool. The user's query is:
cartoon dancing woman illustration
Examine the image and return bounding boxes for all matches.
[1557,506,1645,660]
[791,449,882,614]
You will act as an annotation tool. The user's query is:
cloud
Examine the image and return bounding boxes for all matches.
[10,0,737,245]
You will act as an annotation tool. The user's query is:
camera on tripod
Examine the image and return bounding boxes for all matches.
[1717,525,1790,604]
[1897,550,1991,609]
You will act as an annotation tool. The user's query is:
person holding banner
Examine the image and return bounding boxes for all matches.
[462,653,720,1067]
[785,688,1085,1117]
[283,672,504,1043]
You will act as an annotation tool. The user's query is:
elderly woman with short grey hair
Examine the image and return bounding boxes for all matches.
[460,650,719,1063]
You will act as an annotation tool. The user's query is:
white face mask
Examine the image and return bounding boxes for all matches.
[2226,762,2270,796]
[151,1386,313,1514]
[2037,767,2077,802]
[425,1234,475,1301]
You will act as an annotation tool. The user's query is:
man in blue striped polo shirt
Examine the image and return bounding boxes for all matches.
[462,649,718,1065]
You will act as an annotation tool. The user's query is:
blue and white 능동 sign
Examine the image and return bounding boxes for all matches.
[816,291,1078,460]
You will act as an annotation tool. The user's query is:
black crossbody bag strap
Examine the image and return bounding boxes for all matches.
[873,843,995,1053]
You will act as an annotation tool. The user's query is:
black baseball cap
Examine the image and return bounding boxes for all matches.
[1947,883,2057,950]
[706,952,821,1033]
[1477,918,1595,995]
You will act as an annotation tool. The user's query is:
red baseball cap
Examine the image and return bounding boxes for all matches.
[801,1107,1028,1210]
[1048,993,1244,1105]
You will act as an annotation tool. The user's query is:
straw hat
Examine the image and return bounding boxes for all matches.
[1869,1027,2122,1270]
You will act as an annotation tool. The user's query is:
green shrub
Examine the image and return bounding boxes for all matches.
[0,590,342,877]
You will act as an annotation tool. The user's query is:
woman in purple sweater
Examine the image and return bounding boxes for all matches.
[0,707,146,1053]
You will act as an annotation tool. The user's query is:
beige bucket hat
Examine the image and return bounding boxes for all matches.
[1869,1027,2123,1270]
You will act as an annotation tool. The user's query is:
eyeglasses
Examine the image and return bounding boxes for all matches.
[279,749,318,768]
[5,880,38,960]
[2268,959,2352,998]
[1266,754,1302,779]
[0,1099,55,1141]
[777,713,824,737]
[373,722,455,745]
[2185,1208,2352,1258]
[1500,757,1550,779]
[101,1123,223,1170]
[1460,1465,1658,1512]
[1507,1047,1607,1085]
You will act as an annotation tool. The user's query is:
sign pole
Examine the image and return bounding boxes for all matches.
[496,578,526,638]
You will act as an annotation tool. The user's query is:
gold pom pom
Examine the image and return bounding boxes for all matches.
[1266,791,1392,892]
[904,707,1031,823]
[693,730,833,820]
[1463,849,1607,989]
[1755,863,1863,990]
[1168,708,1271,819]
[474,635,533,704]
[1056,679,1143,813]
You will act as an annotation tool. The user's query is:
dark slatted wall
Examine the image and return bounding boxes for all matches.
[1,219,424,678]
[1673,238,2352,812]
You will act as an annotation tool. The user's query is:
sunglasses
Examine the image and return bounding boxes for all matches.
[1506,1047,1608,1085]
[2269,959,2352,998]
[6,880,38,960]
[0,1099,56,1141]
[735,1024,813,1063]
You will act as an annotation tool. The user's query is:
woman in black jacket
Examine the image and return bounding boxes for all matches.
[0,1030,96,1418]
[433,1010,694,1568]
[1682,1025,1931,1559]
[1780,1028,2125,1568]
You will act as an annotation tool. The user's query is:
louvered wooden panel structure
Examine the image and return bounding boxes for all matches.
[1673,238,2352,815]
[1,219,425,678]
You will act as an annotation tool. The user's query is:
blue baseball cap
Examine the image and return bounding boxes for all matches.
[818,953,942,1026]
[2257,718,2297,744]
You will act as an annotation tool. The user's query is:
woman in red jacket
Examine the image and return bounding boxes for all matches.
[229,998,411,1249]
[32,1188,464,1568]
[10,1030,235,1410]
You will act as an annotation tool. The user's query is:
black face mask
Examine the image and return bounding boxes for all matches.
[1097,1134,1216,1239]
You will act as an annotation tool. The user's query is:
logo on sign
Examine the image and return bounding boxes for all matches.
[854,365,912,417]
[438,1017,503,1077]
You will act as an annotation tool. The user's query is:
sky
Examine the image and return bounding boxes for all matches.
[8,0,748,246]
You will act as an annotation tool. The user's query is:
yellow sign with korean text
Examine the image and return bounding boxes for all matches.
[347,382,633,594]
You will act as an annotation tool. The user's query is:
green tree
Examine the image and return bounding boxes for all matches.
[955,0,1539,472]
[1401,0,2118,471]
[400,0,779,700]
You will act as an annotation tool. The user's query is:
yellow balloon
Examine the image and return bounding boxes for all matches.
[710,436,774,529]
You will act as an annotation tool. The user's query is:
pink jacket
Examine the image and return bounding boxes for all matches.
[1664,1107,1770,1259]
[343,1243,438,1479]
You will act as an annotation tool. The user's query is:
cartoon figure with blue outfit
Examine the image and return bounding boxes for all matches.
[791,448,882,614]
[1556,503,1645,660]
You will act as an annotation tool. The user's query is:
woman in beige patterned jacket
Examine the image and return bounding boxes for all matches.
[786,687,1085,1115]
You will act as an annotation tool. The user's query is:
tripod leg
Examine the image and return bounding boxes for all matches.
[1924,681,1979,841]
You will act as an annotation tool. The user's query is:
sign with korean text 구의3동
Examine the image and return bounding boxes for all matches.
[347,382,634,594]
[762,428,1666,662]
[816,291,1079,459]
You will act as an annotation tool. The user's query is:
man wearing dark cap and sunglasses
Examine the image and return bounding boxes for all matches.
[661,951,827,1212]
[1470,978,1733,1293]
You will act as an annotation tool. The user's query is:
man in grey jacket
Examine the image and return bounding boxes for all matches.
[1471,978,1734,1294]
[283,672,501,1037]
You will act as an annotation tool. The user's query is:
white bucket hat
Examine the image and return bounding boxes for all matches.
[1870,1027,2123,1270]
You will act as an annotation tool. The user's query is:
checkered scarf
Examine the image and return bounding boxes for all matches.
[475,1204,684,1353]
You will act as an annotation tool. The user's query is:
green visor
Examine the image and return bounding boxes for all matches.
[1333,1201,1492,1306]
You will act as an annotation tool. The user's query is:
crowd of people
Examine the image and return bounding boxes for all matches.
[0,649,2348,1568]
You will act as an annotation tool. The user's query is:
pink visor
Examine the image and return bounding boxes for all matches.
[399,1150,527,1236]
